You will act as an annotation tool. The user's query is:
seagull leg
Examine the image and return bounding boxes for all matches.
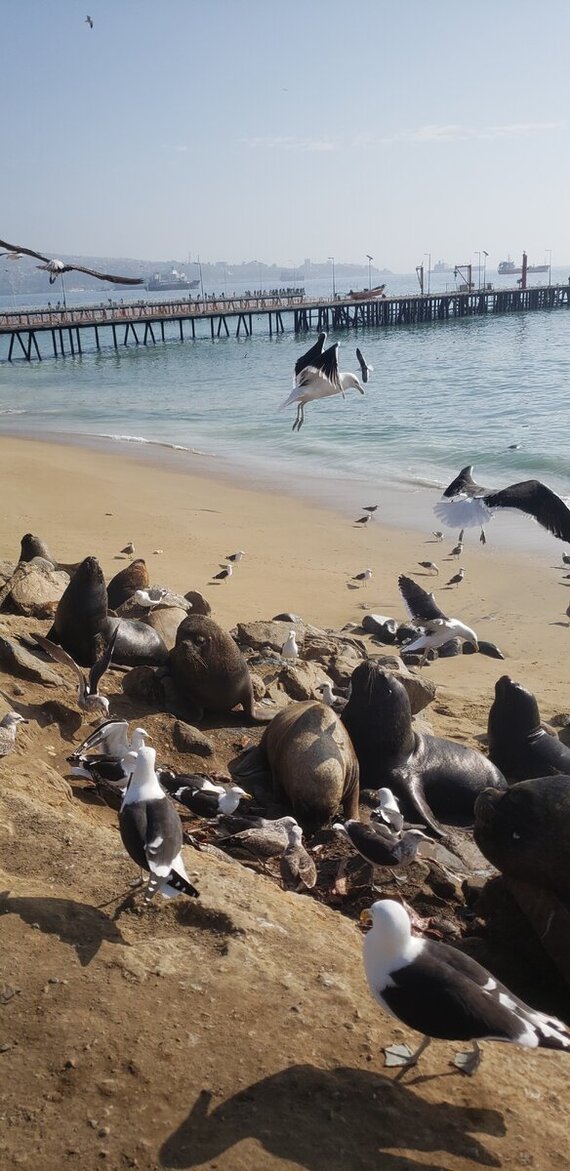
[453,1039,482,1075]
[391,1035,432,1080]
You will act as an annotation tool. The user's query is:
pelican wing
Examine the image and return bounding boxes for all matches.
[0,238,52,264]
[484,480,570,542]
[69,263,144,285]
[442,465,485,499]
[89,626,119,694]
[398,574,448,622]
[294,332,327,378]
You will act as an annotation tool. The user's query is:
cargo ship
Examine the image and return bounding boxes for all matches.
[497,258,549,276]
[145,269,200,292]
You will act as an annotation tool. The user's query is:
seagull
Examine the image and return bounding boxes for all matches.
[315,682,347,711]
[33,628,118,717]
[280,823,317,892]
[281,630,299,662]
[446,567,465,588]
[211,563,232,582]
[398,574,478,664]
[119,746,200,902]
[562,552,570,566]
[281,333,365,430]
[132,588,189,610]
[226,551,245,563]
[435,465,570,544]
[355,347,374,383]
[85,15,94,28]
[120,542,135,558]
[218,815,300,861]
[159,778,252,818]
[449,541,463,557]
[67,722,149,786]
[354,515,371,525]
[333,821,428,868]
[360,899,570,1077]
[432,531,444,542]
[370,787,404,833]
[0,239,143,286]
[0,712,28,758]
[364,505,379,515]
[418,561,439,575]
[352,568,372,585]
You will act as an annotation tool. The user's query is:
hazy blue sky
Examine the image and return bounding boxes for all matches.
[2,1,569,270]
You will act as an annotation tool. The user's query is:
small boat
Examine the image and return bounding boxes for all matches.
[145,269,200,292]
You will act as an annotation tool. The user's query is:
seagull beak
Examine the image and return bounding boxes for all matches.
[241,792,253,801]
[472,641,480,653]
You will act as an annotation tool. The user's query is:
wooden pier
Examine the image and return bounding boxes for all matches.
[1,283,568,362]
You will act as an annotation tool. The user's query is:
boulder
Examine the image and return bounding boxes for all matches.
[8,561,70,618]
[0,559,16,587]
[0,635,65,686]
[172,720,214,757]
[233,620,303,654]
[277,660,331,702]
[143,605,187,651]
[184,590,211,616]
[249,672,266,701]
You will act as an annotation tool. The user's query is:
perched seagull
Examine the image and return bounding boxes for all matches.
[133,588,189,610]
[280,823,317,892]
[355,347,374,384]
[364,505,379,515]
[418,561,439,575]
[334,821,428,868]
[119,745,199,902]
[281,630,299,662]
[0,239,143,286]
[281,333,365,431]
[355,515,371,525]
[0,712,28,758]
[159,778,252,818]
[435,465,570,544]
[446,567,465,588]
[398,574,478,664]
[33,629,117,718]
[218,815,300,861]
[85,15,94,28]
[226,550,245,563]
[212,563,232,582]
[315,682,347,711]
[450,541,463,558]
[370,788,404,834]
[360,899,570,1077]
[352,568,373,585]
[432,531,444,542]
[68,721,149,785]
[120,542,135,558]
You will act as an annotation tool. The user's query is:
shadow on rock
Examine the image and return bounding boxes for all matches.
[160,1063,505,1170]
[0,891,126,966]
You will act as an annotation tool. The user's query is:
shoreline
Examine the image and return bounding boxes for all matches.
[1,432,570,724]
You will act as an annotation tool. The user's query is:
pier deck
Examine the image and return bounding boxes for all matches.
[0,283,568,362]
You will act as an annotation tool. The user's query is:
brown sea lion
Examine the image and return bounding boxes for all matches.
[107,559,149,611]
[474,776,570,899]
[258,700,359,832]
[169,614,257,719]
[19,533,56,565]
[488,676,570,781]
[47,556,168,668]
[342,662,506,836]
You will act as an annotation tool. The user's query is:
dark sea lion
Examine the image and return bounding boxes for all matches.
[474,776,570,899]
[48,556,167,667]
[19,533,56,566]
[258,700,359,832]
[488,676,570,781]
[169,614,258,720]
[107,559,149,611]
[342,662,506,836]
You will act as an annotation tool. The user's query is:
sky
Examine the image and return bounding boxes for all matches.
[2,0,570,271]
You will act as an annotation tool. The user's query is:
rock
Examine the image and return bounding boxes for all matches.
[271,613,303,623]
[249,672,266,701]
[0,559,16,587]
[8,561,70,618]
[184,591,211,616]
[172,720,214,757]
[142,606,187,651]
[550,712,570,729]
[122,665,165,706]
[41,701,83,738]
[0,635,65,686]
[234,621,302,654]
[277,661,331,701]
[367,654,436,713]
[327,652,364,687]
[558,724,570,749]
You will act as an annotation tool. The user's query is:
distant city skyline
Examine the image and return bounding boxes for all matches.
[2,1,569,270]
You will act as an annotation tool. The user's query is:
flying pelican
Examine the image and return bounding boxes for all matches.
[0,238,143,286]
[281,333,365,431]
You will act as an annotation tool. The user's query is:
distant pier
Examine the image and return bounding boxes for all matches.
[0,283,568,362]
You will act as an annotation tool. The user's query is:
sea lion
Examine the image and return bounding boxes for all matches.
[488,676,570,781]
[169,614,257,720]
[474,776,570,899]
[259,700,359,832]
[48,556,168,668]
[342,663,506,836]
[19,533,56,565]
[107,559,149,611]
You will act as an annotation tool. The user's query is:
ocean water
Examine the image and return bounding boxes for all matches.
[1,270,570,549]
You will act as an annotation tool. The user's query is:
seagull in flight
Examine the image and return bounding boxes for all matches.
[435,465,570,544]
[0,238,143,286]
[33,628,118,717]
[281,332,365,431]
[85,15,94,28]
[398,574,478,664]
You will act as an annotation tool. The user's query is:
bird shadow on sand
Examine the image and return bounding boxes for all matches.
[0,891,126,966]
[160,1063,505,1170]
[15,698,84,742]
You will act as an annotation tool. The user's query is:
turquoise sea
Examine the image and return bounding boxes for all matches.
[1,269,570,551]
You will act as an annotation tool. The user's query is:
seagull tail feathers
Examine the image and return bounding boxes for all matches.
[163,869,200,899]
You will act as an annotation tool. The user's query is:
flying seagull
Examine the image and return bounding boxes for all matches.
[33,628,118,717]
[435,465,570,544]
[0,712,28,758]
[360,899,570,1077]
[0,238,143,286]
[355,347,374,383]
[398,574,478,663]
[281,333,365,431]
[85,15,94,28]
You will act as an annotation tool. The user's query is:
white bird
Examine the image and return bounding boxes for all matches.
[133,588,189,610]
[370,787,404,833]
[435,465,570,545]
[33,628,118,717]
[226,551,245,563]
[0,239,142,285]
[352,568,372,585]
[360,899,570,1077]
[281,333,365,431]
[120,746,199,902]
[0,712,28,758]
[281,630,299,662]
[398,574,478,664]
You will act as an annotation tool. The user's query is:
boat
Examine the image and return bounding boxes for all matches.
[498,258,549,276]
[433,260,452,273]
[145,269,200,292]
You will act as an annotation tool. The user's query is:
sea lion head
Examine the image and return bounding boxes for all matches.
[19,533,55,564]
[490,675,540,735]
[474,775,570,897]
[343,663,414,756]
[107,559,150,610]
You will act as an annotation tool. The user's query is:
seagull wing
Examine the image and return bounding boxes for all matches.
[484,480,570,542]
[355,347,373,383]
[294,332,327,378]
[89,626,119,695]
[317,342,341,389]
[144,800,183,874]
[67,263,144,285]
[72,718,129,756]
[32,632,87,695]
[442,465,485,499]
[398,575,448,622]
[0,238,53,265]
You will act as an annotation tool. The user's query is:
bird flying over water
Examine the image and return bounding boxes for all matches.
[281,333,365,431]
[398,574,478,663]
[435,465,570,544]
[0,238,143,286]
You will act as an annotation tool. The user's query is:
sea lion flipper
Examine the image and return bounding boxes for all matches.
[402,772,445,839]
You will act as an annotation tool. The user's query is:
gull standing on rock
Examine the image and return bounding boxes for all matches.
[0,712,28,758]
[333,820,429,869]
[398,574,478,664]
[281,630,299,662]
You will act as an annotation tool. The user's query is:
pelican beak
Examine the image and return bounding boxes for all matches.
[359,908,373,930]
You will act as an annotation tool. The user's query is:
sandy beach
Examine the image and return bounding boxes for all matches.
[1,432,569,727]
